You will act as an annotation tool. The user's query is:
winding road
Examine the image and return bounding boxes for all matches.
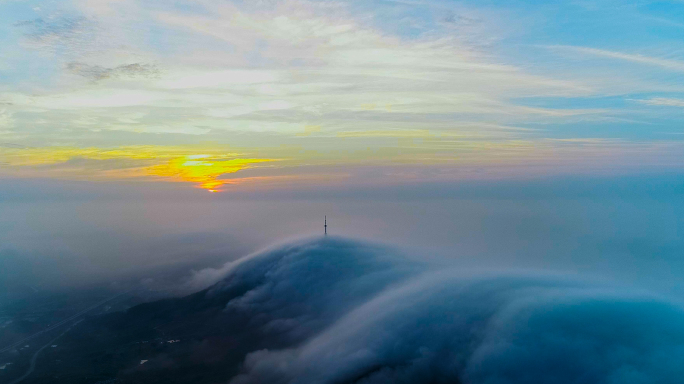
[0,290,131,354]
[1,290,133,383]
[8,320,82,384]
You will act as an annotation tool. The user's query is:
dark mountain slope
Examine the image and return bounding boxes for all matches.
[19,237,422,384]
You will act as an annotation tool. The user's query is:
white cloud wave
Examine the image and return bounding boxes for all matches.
[177,236,684,384]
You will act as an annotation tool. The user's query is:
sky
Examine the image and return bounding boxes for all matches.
[0,0,683,192]
[0,0,683,301]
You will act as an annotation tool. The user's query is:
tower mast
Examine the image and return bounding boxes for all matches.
[324,216,327,235]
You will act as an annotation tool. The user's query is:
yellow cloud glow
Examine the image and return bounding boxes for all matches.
[146,156,272,191]
[0,146,276,192]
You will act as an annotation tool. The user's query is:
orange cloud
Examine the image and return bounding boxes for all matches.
[0,146,277,192]
[146,156,273,191]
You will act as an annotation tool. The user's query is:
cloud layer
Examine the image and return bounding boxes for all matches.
[180,236,684,384]
[3,0,684,189]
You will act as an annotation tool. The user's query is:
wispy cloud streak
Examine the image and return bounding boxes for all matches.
[547,45,684,72]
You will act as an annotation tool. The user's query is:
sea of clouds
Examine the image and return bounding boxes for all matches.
[184,236,684,384]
